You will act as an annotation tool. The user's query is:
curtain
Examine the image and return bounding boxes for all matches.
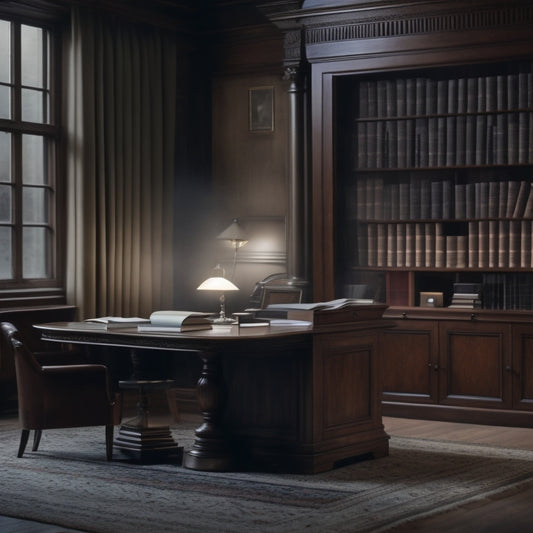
[65,7,177,319]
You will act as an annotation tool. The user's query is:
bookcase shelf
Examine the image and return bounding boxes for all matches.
[336,60,533,311]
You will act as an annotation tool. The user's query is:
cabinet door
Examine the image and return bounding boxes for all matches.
[511,325,533,411]
[381,320,439,404]
[438,321,511,408]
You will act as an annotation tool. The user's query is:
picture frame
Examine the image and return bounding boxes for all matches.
[249,86,274,132]
[420,292,444,308]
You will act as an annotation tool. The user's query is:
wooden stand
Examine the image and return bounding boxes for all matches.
[114,379,182,462]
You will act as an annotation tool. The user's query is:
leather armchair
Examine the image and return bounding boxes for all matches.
[1,322,119,461]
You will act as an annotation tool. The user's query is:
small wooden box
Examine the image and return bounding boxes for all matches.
[420,292,443,307]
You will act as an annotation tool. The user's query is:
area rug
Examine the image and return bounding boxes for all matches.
[1,419,533,533]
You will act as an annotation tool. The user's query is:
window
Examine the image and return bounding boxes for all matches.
[0,17,63,305]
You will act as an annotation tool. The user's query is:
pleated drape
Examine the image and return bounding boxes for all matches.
[65,7,177,319]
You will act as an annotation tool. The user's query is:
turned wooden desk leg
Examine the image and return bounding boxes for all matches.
[183,350,233,471]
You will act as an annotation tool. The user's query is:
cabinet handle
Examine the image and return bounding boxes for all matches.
[505,365,511,372]
[470,313,477,321]
[402,312,407,319]
[434,364,439,371]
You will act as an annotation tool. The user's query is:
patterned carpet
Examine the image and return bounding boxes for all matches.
[1,419,533,532]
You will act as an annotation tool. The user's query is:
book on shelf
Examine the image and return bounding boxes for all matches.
[523,184,533,218]
[84,316,150,329]
[448,301,483,309]
[137,311,212,333]
[451,295,481,302]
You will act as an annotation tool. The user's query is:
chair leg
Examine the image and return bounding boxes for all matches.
[32,429,42,451]
[18,429,30,458]
[105,424,114,461]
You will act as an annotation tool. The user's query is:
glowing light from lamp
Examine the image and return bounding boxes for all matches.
[197,273,239,323]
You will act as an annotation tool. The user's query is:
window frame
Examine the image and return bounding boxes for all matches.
[0,11,66,308]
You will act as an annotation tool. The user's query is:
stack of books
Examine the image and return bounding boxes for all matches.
[448,283,483,309]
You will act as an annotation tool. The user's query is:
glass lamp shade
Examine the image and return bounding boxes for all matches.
[217,218,248,248]
[197,277,239,292]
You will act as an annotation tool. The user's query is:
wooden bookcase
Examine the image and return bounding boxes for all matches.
[288,0,533,425]
[335,61,533,309]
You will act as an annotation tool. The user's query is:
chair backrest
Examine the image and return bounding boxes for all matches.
[248,273,303,309]
[1,322,46,426]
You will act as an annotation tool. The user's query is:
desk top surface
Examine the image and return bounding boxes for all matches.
[34,321,314,352]
[35,321,313,338]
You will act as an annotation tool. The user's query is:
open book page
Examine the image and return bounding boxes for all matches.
[149,310,211,327]
[265,298,374,311]
[84,317,150,328]
[138,310,213,332]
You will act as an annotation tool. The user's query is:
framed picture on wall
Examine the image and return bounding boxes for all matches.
[249,86,274,132]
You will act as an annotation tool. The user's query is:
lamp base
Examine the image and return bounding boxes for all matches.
[212,316,237,324]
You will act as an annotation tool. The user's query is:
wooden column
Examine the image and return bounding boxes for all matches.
[284,64,310,288]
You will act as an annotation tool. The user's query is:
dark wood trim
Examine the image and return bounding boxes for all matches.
[383,401,533,428]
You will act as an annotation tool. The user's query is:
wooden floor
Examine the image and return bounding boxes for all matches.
[1,416,533,532]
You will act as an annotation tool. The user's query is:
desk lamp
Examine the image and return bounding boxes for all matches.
[217,218,248,280]
[197,266,239,323]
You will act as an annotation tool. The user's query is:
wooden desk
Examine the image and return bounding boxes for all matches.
[35,307,392,474]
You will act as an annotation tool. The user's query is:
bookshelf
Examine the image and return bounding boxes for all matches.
[336,61,533,310]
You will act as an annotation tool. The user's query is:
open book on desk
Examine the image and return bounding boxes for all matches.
[84,316,150,329]
[137,310,212,333]
[255,298,381,324]
[265,298,374,311]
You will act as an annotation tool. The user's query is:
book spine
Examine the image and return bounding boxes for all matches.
[456,235,467,268]
[415,223,425,267]
[377,223,387,266]
[366,224,376,266]
[478,220,489,268]
[446,235,457,268]
[498,220,509,268]
[521,220,531,268]
[405,223,415,267]
[468,221,479,268]
[387,224,397,267]
[488,220,499,268]
[435,223,445,268]
[509,220,520,269]
[409,176,421,220]
[425,223,435,267]
[396,223,406,267]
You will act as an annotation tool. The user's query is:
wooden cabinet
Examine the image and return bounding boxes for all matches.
[381,319,439,405]
[438,321,511,409]
[382,310,533,426]
[511,324,533,410]
[266,0,533,427]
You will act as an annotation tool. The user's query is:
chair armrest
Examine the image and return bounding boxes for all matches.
[42,364,108,376]
[35,350,88,365]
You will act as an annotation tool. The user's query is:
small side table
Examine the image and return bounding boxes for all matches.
[113,379,182,462]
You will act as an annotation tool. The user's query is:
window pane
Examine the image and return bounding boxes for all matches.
[23,226,51,278]
[21,25,45,88]
[22,134,49,185]
[0,184,12,222]
[0,226,13,279]
[0,132,11,181]
[23,186,48,223]
[22,88,48,123]
[0,21,10,83]
[0,85,10,119]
